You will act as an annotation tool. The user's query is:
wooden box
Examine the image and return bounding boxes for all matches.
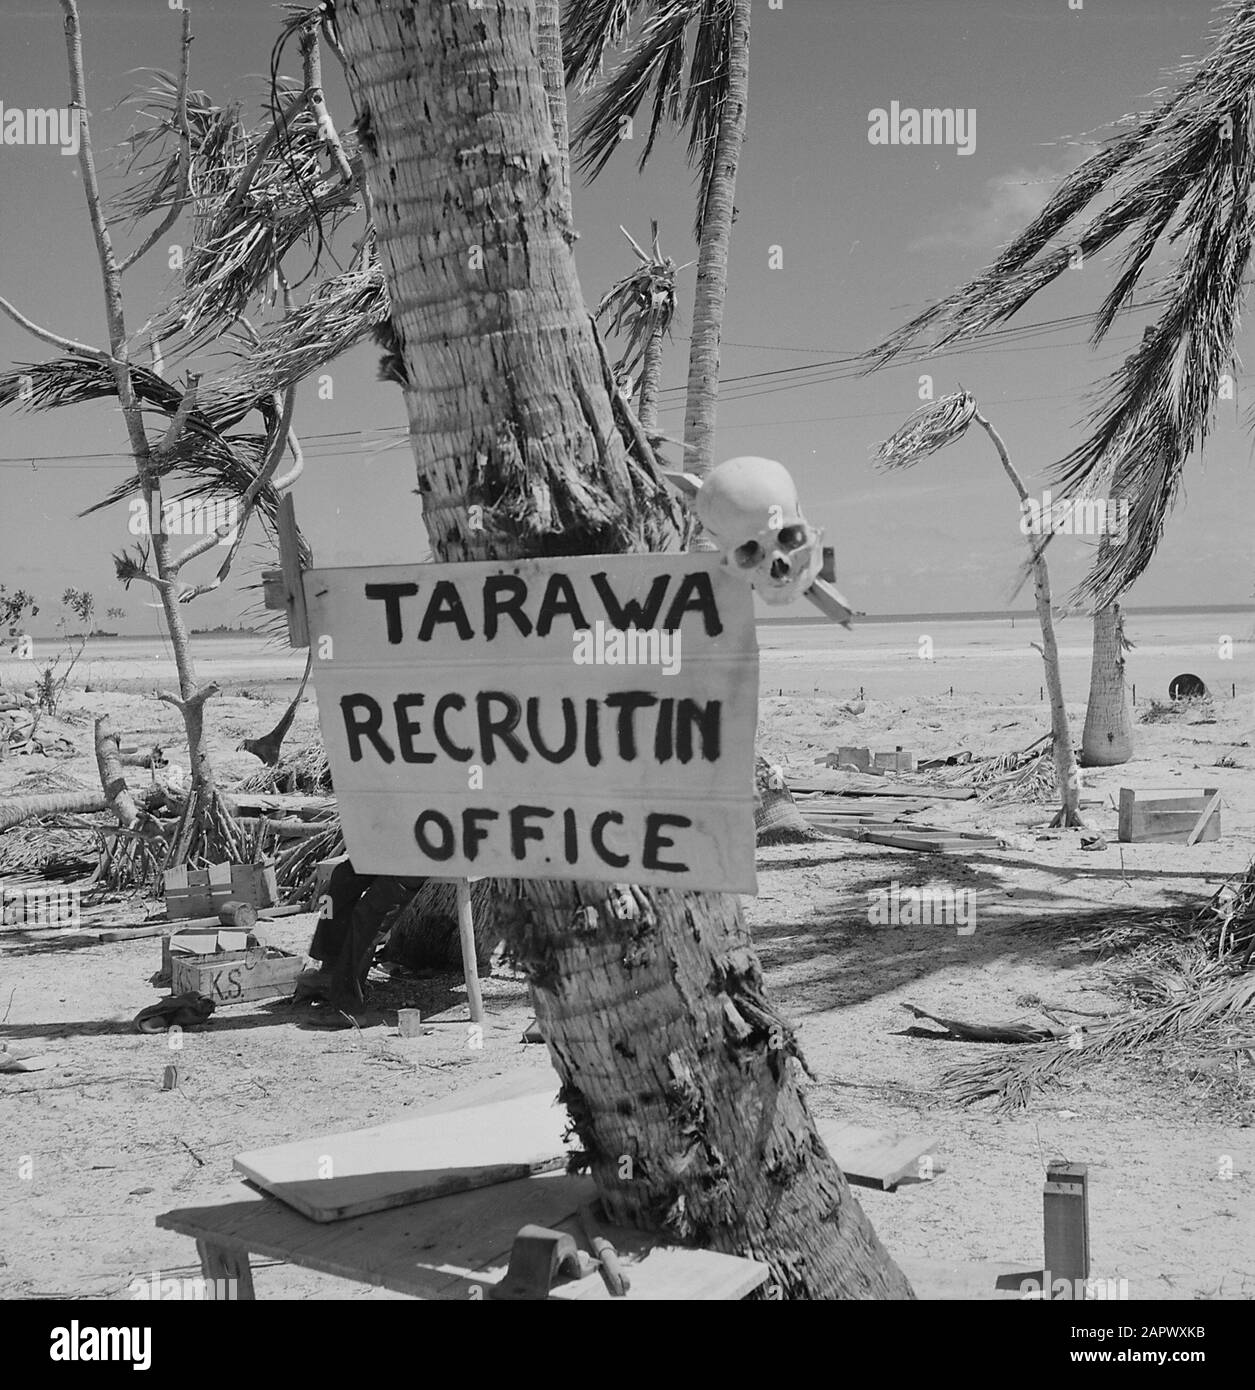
[1117,788,1220,844]
[873,749,916,773]
[835,746,871,771]
[171,942,303,1005]
[163,862,278,921]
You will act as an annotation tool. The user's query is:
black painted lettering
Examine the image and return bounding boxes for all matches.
[364,582,418,644]
[604,691,658,761]
[535,573,589,636]
[432,693,472,760]
[509,805,553,859]
[476,691,528,764]
[414,811,455,860]
[340,694,394,762]
[393,694,435,763]
[591,811,629,868]
[418,580,474,641]
[590,571,670,630]
[643,813,691,873]
[461,808,500,860]
[663,570,723,636]
[482,575,533,640]
[526,696,578,762]
[676,698,722,762]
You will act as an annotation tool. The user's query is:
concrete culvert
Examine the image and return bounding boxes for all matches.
[1168,672,1208,700]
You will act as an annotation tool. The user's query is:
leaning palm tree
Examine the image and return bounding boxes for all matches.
[876,390,1084,827]
[865,1,1255,705]
[326,0,910,1300]
[595,222,683,431]
[565,0,752,480]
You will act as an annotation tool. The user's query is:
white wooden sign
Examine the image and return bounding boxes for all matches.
[303,553,759,892]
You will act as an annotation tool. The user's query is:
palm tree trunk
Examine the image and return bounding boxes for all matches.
[637,324,665,432]
[973,410,1082,827]
[334,0,911,1300]
[1081,601,1134,766]
[533,0,571,216]
[682,0,751,482]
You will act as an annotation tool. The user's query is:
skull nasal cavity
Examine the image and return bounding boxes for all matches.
[735,540,764,567]
[778,525,808,550]
[770,557,792,579]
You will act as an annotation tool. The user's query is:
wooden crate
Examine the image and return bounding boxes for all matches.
[1117,788,1220,844]
[171,944,303,1005]
[873,750,916,773]
[163,862,278,921]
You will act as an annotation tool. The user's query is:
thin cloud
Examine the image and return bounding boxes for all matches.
[908,149,1098,253]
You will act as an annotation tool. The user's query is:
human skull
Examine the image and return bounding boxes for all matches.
[695,456,823,604]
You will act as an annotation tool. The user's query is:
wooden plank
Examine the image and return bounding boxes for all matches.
[816,1119,939,1191]
[1043,1161,1090,1290]
[233,1091,574,1223]
[279,492,310,648]
[791,780,975,800]
[1186,790,1223,846]
[158,1171,768,1301]
[898,1259,1038,1300]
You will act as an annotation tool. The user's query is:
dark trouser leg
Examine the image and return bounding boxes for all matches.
[327,876,425,1014]
[309,860,374,966]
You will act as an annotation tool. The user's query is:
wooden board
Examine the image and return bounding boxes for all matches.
[233,1091,574,1223]
[158,1170,769,1300]
[816,1119,939,1190]
[792,779,975,800]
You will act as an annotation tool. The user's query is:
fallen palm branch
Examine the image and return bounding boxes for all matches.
[935,870,1255,1110]
[939,734,1057,806]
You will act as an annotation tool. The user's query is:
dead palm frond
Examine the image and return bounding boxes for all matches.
[198,249,388,425]
[565,0,735,241]
[873,390,977,469]
[864,0,1255,606]
[595,224,681,383]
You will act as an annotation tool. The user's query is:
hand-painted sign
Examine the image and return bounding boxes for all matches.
[303,553,758,891]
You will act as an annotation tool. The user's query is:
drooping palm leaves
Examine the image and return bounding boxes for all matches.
[595,222,684,428]
[566,0,731,242]
[865,0,1255,606]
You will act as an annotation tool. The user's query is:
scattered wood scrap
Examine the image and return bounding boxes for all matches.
[899,1003,1065,1044]
[815,1118,939,1191]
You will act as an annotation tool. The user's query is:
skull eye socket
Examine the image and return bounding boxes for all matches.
[777,524,808,551]
[734,540,764,568]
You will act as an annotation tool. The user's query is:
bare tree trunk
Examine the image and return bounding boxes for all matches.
[682,0,751,482]
[334,0,911,1300]
[1081,601,1134,766]
[973,410,1082,827]
[637,324,665,432]
[94,715,139,826]
[0,791,110,834]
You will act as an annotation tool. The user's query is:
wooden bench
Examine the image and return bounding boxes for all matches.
[157,1170,770,1300]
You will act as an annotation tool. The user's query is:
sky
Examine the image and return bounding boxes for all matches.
[1,0,1252,636]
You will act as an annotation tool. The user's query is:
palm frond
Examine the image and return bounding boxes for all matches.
[865,0,1255,604]
[873,390,977,469]
[569,0,733,239]
[198,248,389,426]
[595,226,680,382]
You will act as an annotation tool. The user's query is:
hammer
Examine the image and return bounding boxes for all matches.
[578,1203,630,1297]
